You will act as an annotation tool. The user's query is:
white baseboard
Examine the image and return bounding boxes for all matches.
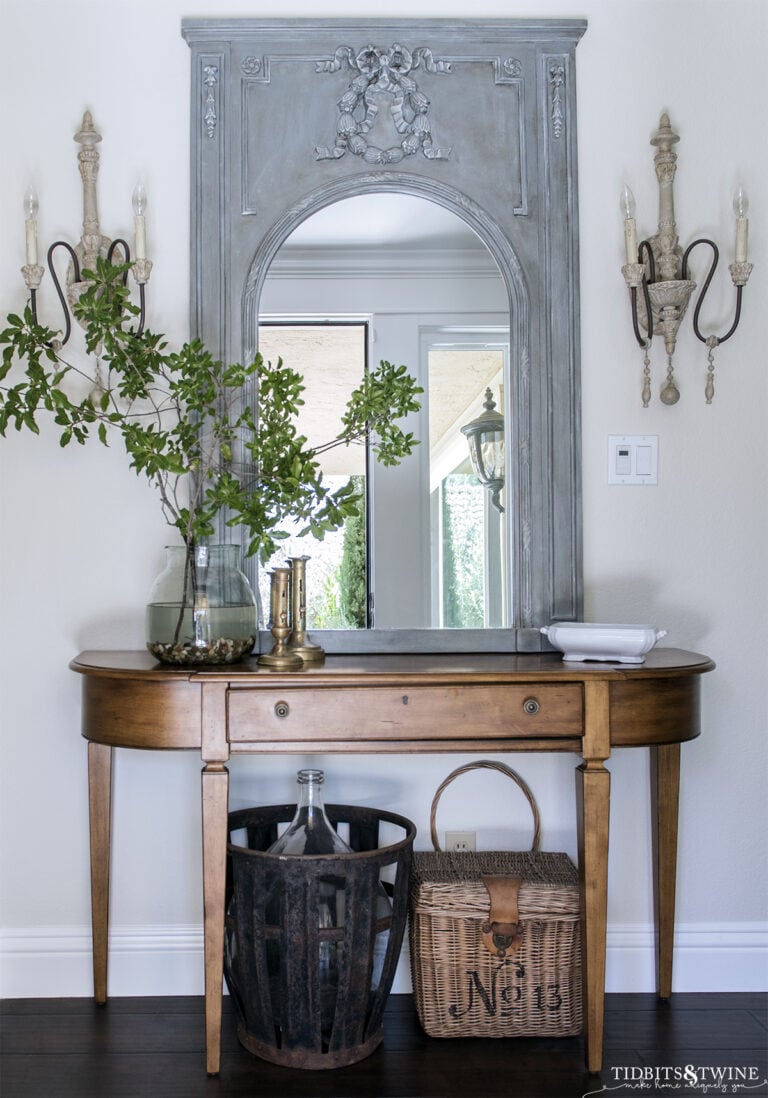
[603,923,768,993]
[0,925,206,998]
[1,922,766,999]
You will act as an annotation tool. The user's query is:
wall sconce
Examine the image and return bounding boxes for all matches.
[460,388,505,512]
[21,111,151,347]
[621,112,752,406]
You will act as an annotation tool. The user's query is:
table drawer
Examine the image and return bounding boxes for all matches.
[227,684,583,743]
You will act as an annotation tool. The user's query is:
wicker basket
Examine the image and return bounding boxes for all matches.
[409,761,582,1038]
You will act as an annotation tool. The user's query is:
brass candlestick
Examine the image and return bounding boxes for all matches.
[258,566,303,670]
[286,556,325,663]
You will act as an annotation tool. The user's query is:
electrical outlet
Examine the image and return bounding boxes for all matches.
[446,831,476,852]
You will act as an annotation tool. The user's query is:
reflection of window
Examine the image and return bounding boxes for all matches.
[256,322,369,629]
[425,332,509,629]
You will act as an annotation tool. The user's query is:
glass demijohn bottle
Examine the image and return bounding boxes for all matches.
[268,768,349,857]
[265,769,392,1044]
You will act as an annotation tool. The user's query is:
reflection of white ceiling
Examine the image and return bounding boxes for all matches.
[281,193,483,251]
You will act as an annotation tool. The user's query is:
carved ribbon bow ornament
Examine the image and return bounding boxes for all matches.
[315,43,453,164]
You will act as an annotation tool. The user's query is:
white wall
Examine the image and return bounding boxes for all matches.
[1,0,766,997]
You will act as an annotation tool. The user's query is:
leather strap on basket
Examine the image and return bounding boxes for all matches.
[429,760,541,853]
[481,875,524,958]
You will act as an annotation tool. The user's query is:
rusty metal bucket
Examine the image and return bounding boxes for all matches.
[224,803,415,1069]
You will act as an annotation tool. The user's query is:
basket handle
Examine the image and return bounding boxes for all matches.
[429,760,541,853]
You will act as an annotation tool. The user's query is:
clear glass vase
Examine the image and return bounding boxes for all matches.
[145,544,259,665]
[265,770,393,1042]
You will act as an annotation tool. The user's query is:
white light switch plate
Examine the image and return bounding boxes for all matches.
[608,435,658,485]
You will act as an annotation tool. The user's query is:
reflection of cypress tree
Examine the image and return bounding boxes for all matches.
[339,476,367,628]
[442,483,460,627]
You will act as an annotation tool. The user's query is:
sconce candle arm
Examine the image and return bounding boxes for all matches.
[638,239,656,285]
[104,238,147,337]
[107,238,132,278]
[44,241,82,347]
[683,238,743,348]
[136,283,147,338]
[629,283,652,348]
[628,243,659,346]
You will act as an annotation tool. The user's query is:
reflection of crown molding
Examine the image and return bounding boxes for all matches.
[265,246,501,281]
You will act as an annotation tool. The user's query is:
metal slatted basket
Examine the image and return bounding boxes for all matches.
[409,761,582,1038]
[225,803,415,1069]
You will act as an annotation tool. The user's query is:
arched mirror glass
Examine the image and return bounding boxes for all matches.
[182,17,586,652]
[256,194,510,633]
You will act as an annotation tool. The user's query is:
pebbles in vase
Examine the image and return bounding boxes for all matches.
[147,635,256,665]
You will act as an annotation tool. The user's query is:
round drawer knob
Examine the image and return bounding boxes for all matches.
[523,697,540,715]
[274,701,290,719]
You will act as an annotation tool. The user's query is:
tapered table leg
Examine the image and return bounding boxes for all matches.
[576,760,610,1072]
[88,741,113,1005]
[650,742,681,999]
[202,763,229,1077]
[577,680,611,1074]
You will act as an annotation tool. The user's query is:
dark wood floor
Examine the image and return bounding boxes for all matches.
[1,993,766,1098]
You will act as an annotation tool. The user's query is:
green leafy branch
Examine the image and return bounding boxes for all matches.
[0,259,422,560]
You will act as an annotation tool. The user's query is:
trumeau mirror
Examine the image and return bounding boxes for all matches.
[181,18,586,653]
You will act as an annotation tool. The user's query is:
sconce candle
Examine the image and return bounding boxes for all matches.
[23,188,39,266]
[132,184,147,261]
[621,184,638,264]
[733,185,749,263]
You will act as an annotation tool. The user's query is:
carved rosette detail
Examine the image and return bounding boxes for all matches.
[549,64,565,138]
[504,57,522,78]
[203,65,218,138]
[315,43,453,164]
[241,55,262,76]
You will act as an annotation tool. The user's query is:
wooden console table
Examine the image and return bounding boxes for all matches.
[71,648,714,1075]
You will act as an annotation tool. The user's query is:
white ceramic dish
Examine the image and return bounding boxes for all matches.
[540,622,667,664]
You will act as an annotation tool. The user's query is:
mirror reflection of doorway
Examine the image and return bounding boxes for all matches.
[258,192,510,631]
[257,320,510,632]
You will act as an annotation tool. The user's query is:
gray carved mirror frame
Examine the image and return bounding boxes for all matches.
[182,18,586,653]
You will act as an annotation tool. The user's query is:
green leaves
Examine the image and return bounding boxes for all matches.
[0,262,422,558]
[317,358,423,466]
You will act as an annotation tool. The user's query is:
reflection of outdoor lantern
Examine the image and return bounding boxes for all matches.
[461,388,505,513]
